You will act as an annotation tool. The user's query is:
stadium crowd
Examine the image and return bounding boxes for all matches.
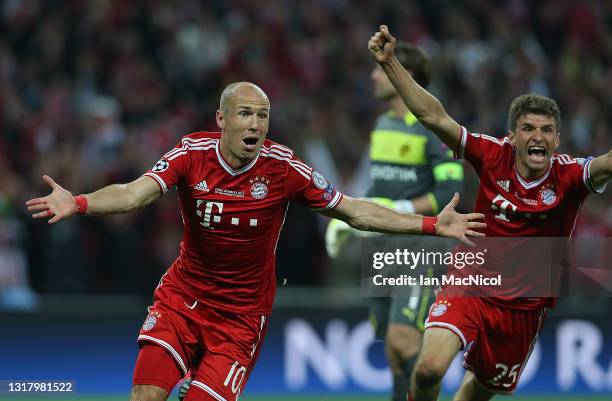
[1,0,611,307]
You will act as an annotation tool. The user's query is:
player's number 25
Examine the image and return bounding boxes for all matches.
[489,363,521,388]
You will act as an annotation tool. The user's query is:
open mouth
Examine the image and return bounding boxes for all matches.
[527,146,547,162]
[242,136,259,150]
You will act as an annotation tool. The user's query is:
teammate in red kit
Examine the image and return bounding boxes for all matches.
[369,26,612,401]
[26,82,486,401]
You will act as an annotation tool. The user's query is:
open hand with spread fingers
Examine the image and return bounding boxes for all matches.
[368,24,397,63]
[436,193,487,246]
[25,175,79,224]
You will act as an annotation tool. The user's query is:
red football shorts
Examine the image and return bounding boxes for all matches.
[133,283,269,400]
[425,294,546,394]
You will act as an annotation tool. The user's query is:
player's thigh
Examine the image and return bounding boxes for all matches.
[190,310,269,400]
[137,285,201,380]
[417,327,462,375]
[133,343,184,395]
[411,328,461,390]
[130,384,168,401]
[453,371,495,401]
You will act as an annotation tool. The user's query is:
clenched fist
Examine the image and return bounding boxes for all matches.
[368,25,397,63]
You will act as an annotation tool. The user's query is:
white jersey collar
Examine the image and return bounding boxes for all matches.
[215,139,260,176]
[513,157,553,189]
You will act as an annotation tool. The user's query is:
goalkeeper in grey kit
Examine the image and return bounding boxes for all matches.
[326,42,464,401]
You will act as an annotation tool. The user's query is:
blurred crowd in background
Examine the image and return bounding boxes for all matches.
[1,0,611,309]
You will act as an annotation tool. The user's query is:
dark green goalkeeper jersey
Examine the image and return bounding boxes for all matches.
[365,111,463,214]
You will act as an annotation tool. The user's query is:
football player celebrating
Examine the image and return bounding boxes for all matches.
[26,82,485,401]
[369,25,611,401]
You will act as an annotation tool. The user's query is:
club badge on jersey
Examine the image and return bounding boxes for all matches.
[249,176,270,199]
[430,300,452,317]
[142,310,162,331]
[538,187,557,205]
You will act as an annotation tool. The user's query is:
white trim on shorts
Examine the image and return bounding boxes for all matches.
[424,321,467,349]
[191,380,227,401]
[137,335,188,375]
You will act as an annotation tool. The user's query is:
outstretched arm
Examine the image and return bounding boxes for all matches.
[588,150,612,189]
[26,175,161,224]
[321,193,486,246]
[368,25,462,152]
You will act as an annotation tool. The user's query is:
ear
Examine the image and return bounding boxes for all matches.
[216,110,224,130]
[554,131,560,151]
[508,130,516,149]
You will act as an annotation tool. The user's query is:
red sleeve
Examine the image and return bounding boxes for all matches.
[284,155,343,210]
[455,126,511,175]
[559,155,607,198]
[143,139,195,194]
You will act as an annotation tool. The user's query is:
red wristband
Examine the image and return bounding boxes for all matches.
[422,216,437,235]
[74,195,88,215]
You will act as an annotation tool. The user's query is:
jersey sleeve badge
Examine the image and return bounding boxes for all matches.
[312,171,328,189]
[312,170,335,200]
[152,159,169,172]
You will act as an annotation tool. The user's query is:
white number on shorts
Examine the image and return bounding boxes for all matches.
[505,364,520,388]
[488,363,521,388]
[224,361,247,394]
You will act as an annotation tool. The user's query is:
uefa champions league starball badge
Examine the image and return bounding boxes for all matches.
[152,159,169,172]
[250,176,270,199]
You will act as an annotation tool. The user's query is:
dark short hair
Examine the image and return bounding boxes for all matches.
[395,42,431,89]
[507,94,561,132]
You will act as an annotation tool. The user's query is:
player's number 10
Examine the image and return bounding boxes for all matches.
[224,361,247,394]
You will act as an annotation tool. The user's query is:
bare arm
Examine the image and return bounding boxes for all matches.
[321,193,486,245]
[588,149,612,189]
[322,195,422,234]
[26,175,161,223]
[369,25,462,151]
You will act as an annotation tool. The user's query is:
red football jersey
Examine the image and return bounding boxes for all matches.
[144,131,343,314]
[454,126,606,309]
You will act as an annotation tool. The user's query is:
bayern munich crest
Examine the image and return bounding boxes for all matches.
[539,188,557,205]
[431,300,450,317]
[142,311,161,331]
[250,176,270,199]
